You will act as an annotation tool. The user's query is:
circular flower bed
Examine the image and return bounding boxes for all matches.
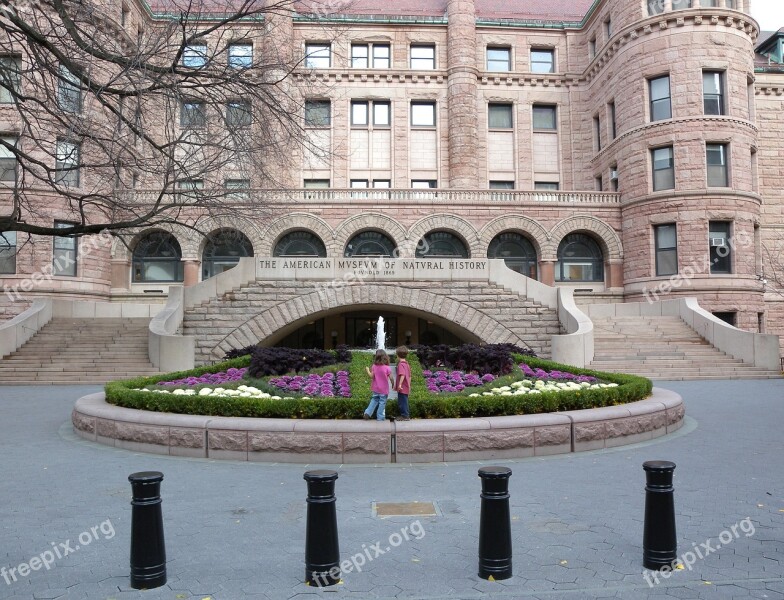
[423,370,496,393]
[156,367,249,387]
[269,371,351,398]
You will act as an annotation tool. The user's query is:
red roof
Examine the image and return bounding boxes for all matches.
[148,0,596,23]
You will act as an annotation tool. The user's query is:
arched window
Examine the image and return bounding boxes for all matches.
[132,232,183,282]
[344,231,396,257]
[273,231,327,257]
[556,233,604,282]
[488,232,538,279]
[202,229,254,280]
[416,231,469,258]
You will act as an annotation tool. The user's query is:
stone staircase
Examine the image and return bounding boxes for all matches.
[0,318,161,385]
[589,316,782,380]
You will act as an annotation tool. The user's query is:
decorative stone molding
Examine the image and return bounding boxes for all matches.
[479,215,550,255]
[332,213,409,256]
[546,216,624,262]
[111,224,194,262]
[72,388,685,462]
[258,213,336,256]
[182,215,266,258]
[407,214,483,258]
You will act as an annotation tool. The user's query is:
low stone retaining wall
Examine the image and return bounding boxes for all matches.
[72,389,684,463]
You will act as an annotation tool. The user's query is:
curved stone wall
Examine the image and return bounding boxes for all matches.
[72,388,685,463]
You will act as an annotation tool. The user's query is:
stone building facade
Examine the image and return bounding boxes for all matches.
[2,0,783,352]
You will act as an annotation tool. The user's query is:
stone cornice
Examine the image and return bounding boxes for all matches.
[621,189,763,210]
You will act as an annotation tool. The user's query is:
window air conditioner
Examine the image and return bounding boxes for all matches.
[710,238,726,247]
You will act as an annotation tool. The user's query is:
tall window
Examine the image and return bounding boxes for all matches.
[57,65,82,113]
[649,75,671,121]
[305,43,331,68]
[703,71,725,115]
[593,115,602,151]
[556,234,604,282]
[411,102,436,127]
[589,37,596,59]
[655,224,678,276]
[228,44,253,69]
[0,231,16,274]
[487,47,511,72]
[226,100,251,128]
[651,146,675,191]
[305,100,331,128]
[532,105,557,130]
[180,100,206,128]
[53,221,77,277]
[608,101,617,139]
[530,49,555,73]
[351,44,390,69]
[604,17,612,39]
[132,231,184,282]
[0,136,16,185]
[0,56,21,104]
[182,44,207,68]
[709,221,732,274]
[488,232,537,279]
[706,143,729,187]
[488,103,513,129]
[351,100,390,127]
[410,45,436,70]
[648,0,665,14]
[55,140,80,187]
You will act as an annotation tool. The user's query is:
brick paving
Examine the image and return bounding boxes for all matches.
[0,380,782,600]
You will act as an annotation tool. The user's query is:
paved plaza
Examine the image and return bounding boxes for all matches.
[0,381,782,600]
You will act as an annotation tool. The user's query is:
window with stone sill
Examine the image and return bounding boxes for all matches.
[202,228,253,280]
[274,230,327,257]
[305,100,331,128]
[530,49,554,73]
[55,140,80,187]
[182,44,208,68]
[655,223,678,276]
[411,102,436,127]
[305,43,331,69]
[489,181,514,190]
[703,71,726,116]
[649,75,672,122]
[651,146,675,191]
[647,0,665,15]
[488,103,513,129]
[228,43,253,69]
[532,105,557,131]
[352,100,390,128]
[0,136,16,185]
[707,143,729,187]
[0,231,16,274]
[180,100,206,129]
[57,65,82,114]
[303,179,330,189]
[0,56,21,104]
[53,221,78,277]
[534,182,559,190]
[132,231,184,282]
[410,45,436,70]
[488,47,512,72]
[226,100,251,129]
[671,0,693,9]
[352,44,390,69]
[709,221,732,274]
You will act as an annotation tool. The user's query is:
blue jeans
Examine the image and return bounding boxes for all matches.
[397,393,410,418]
[365,393,387,421]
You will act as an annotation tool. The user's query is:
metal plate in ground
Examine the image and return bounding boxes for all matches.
[372,501,441,517]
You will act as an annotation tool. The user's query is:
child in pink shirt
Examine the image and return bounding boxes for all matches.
[394,346,411,420]
[363,349,394,421]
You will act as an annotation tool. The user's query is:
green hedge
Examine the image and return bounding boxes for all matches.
[104,352,652,419]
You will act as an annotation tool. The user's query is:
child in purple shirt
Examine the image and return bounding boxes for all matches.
[363,349,394,421]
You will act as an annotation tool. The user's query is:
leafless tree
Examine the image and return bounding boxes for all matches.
[0,0,347,240]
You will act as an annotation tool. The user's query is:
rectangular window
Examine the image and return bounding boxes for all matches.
[652,146,675,191]
[176,179,203,200]
[411,102,436,127]
[351,44,368,68]
[488,103,513,129]
[410,45,435,70]
[610,164,619,191]
[305,100,331,127]
[671,0,692,8]
[604,18,612,39]
[532,105,557,130]
[648,0,665,14]
[226,100,251,128]
[304,179,330,188]
[593,115,602,151]
[228,43,253,69]
[0,231,15,274]
[589,37,596,59]
[608,101,617,139]
[703,71,725,115]
[412,180,437,188]
[305,43,331,69]
[373,180,391,188]
[53,221,77,277]
[595,175,603,191]
[350,179,369,188]
[351,100,390,127]
[351,101,368,126]
[706,143,729,187]
[374,102,391,126]
[180,101,206,128]
[655,224,678,276]
[351,44,390,69]
[487,47,511,72]
[55,140,80,187]
[0,136,16,184]
[372,44,391,69]
[183,44,207,68]
[58,65,82,114]
[531,49,554,73]
[709,221,731,274]
[649,75,671,121]
[0,56,21,104]
[534,182,559,190]
[225,178,250,199]
[489,181,514,189]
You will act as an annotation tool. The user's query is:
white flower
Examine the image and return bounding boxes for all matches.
[271,396,282,400]
[501,391,513,396]
[199,388,213,396]
[469,393,480,398]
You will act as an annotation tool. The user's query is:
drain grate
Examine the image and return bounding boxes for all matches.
[373,501,440,517]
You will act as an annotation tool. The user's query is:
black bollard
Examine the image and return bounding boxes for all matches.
[642,461,677,570]
[128,471,167,590]
[304,470,340,586]
[478,466,513,580]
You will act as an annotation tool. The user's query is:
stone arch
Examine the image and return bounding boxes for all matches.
[259,213,335,256]
[210,284,527,360]
[186,215,265,259]
[546,216,623,262]
[479,215,549,257]
[407,214,482,258]
[333,213,408,257]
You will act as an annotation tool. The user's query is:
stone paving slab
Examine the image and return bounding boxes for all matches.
[0,381,782,599]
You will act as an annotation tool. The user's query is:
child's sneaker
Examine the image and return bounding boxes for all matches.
[362,413,370,420]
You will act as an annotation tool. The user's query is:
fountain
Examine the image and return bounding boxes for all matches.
[376,316,386,350]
